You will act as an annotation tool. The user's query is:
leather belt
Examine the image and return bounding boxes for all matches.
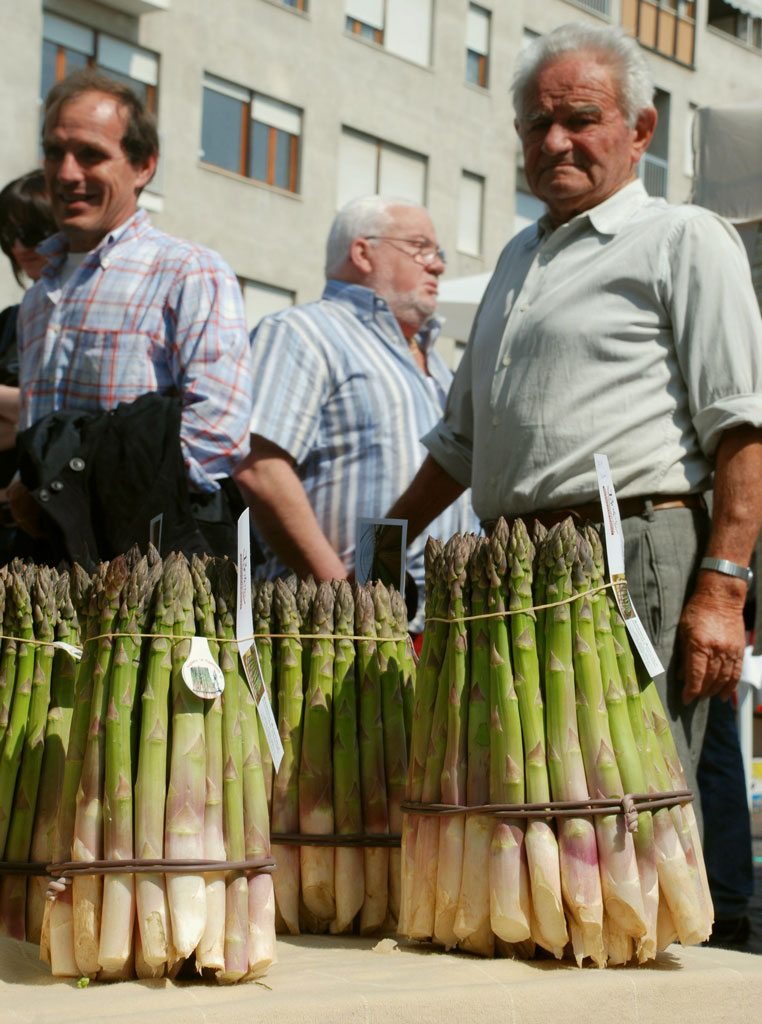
[482,493,706,535]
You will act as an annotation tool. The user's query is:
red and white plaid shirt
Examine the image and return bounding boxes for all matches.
[18,210,252,492]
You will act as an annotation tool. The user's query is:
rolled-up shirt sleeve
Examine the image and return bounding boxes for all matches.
[667,212,762,459]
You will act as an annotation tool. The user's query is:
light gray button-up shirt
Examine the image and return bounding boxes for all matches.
[425,180,762,521]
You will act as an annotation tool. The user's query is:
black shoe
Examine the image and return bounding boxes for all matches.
[703,916,751,948]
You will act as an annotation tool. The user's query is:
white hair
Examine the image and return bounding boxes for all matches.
[512,22,655,128]
[324,195,423,278]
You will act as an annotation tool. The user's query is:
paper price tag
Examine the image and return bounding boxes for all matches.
[237,509,254,655]
[594,453,664,679]
[236,509,284,771]
[182,636,225,699]
[149,513,163,554]
[52,641,83,661]
[240,643,283,771]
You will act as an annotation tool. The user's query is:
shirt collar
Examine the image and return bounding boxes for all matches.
[534,178,650,244]
[322,278,441,351]
[39,208,152,280]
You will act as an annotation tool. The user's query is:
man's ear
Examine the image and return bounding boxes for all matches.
[349,235,374,276]
[134,151,158,192]
[631,106,657,164]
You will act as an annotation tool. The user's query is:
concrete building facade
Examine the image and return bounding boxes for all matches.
[1,0,760,362]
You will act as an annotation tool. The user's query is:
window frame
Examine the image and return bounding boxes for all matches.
[41,13,159,112]
[201,74,302,194]
[622,0,696,67]
[346,16,383,44]
[465,4,491,89]
[706,0,762,52]
[338,125,428,207]
[457,169,485,256]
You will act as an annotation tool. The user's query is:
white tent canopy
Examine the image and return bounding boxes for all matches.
[692,98,762,224]
[436,271,491,341]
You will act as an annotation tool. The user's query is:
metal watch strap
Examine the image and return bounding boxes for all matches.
[699,556,753,586]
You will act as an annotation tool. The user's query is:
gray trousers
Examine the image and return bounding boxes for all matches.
[618,505,711,830]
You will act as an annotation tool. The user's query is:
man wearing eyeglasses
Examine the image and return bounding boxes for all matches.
[235,195,476,627]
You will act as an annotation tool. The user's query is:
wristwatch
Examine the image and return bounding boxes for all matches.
[699,556,754,586]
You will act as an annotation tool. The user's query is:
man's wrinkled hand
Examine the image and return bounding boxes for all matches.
[678,590,746,704]
[8,477,46,539]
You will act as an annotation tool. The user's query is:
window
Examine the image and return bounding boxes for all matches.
[565,0,611,14]
[344,0,433,66]
[201,74,302,193]
[622,0,696,65]
[279,0,307,9]
[707,0,762,51]
[638,88,670,197]
[41,12,159,110]
[241,279,295,333]
[337,127,427,207]
[457,172,484,255]
[683,101,697,177]
[466,5,490,87]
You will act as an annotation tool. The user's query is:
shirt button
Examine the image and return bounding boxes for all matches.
[502,355,511,367]
[519,304,529,313]
[101,256,110,268]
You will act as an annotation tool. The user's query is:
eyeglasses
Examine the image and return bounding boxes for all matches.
[365,236,446,266]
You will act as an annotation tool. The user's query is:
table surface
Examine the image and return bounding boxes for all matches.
[2,933,761,1024]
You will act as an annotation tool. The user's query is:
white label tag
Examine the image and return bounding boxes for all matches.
[236,509,284,771]
[594,453,664,678]
[237,509,254,657]
[355,516,408,591]
[52,641,83,661]
[182,636,225,699]
[149,513,163,554]
[240,643,283,771]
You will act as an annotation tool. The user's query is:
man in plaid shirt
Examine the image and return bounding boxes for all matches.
[12,69,251,551]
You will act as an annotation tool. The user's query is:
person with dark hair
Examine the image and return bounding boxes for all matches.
[11,69,252,563]
[0,170,58,558]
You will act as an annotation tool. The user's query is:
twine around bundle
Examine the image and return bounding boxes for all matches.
[401,790,693,835]
[424,581,617,626]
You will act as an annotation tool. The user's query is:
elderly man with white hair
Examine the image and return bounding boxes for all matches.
[388,23,762,794]
[235,195,475,627]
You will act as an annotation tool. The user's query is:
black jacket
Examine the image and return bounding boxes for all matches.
[16,391,243,568]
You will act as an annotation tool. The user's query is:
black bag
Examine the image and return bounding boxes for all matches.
[16,391,242,568]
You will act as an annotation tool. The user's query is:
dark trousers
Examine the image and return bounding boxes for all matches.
[697,694,754,919]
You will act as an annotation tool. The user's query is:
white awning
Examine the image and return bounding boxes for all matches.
[722,0,762,18]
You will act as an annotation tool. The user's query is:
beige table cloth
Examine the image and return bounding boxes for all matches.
[2,934,760,1023]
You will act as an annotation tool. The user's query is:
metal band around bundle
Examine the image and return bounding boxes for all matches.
[0,860,50,877]
[270,831,402,848]
[401,790,693,834]
[46,855,276,878]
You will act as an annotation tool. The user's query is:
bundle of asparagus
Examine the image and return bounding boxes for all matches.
[399,518,712,966]
[269,575,415,936]
[0,551,275,984]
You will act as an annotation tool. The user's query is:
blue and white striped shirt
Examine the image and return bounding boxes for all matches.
[249,280,477,625]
